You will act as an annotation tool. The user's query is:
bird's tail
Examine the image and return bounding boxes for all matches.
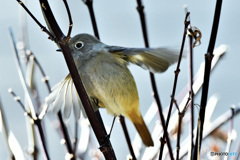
[127,111,154,147]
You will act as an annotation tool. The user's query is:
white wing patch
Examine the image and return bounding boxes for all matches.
[45,75,86,120]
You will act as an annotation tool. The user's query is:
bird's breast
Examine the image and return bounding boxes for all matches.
[79,55,139,116]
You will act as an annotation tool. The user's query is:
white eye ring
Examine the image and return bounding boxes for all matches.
[75,41,84,49]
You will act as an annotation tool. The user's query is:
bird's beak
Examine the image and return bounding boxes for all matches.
[56,48,62,52]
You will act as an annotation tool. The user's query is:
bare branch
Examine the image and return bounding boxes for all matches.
[83,0,100,39]
[193,0,223,158]
[63,0,73,41]
[16,0,55,41]
[119,116,136,160]
[135,1,174,159]
[159,12,190,159]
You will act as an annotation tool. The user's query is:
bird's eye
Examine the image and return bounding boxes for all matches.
[75,41,84,49]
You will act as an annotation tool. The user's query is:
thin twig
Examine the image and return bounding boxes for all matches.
[193,1,223,158]
[8,89,33,120]
[159,12,190,160]
[187,35,194,160]
[9,28,37,120]
[176,112,183,160]
[177,105,240,159]
[63,0,73,41]
[140,45,226,160]
[119,116,136,160]
[16,0,55,41]
[83,0,100,39]
[173,97,191,160]
[135,1,174,159]
[8,89,50,160]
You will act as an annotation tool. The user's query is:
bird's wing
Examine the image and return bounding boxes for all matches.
[45,74,87,120]
[107,46,179,73]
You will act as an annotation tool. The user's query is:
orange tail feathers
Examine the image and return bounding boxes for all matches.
[133,115,154,147]
[127,111,154,147]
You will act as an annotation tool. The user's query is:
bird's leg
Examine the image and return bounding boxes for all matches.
[98,116,116,152]
[108,116,116,138]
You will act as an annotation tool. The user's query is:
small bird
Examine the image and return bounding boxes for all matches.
[46,33,179,147]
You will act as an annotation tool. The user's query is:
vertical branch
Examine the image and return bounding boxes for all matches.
[175,112,183,160]
[63,0,73,41]
[119,116,137,160]
[159,12,190,160]
[187,35,194,160]
[82,0,107,131]
[193,0,223,158]
[175,96,191,160]
[136,0,149,47]
[83,0,100,39]
[135,1,174,159]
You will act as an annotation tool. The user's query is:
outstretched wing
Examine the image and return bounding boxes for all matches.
[45,74,87,120]
[107,46,179,73]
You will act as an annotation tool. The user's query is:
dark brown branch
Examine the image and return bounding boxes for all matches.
[63,0,73,41]
[38,0,64,41]
[174,97,191,160]
[176,112,183,160]
[187,35,194,160]
[159,12,190,160]
[135,1,174,159]
[136,0,149,47]
[119,116,136,160]
[37,0,116,159]
[193,0,223,158]
[83,0,100,39]
[16,0,55,41]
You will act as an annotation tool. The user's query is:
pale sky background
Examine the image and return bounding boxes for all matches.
[1,1,240,159]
